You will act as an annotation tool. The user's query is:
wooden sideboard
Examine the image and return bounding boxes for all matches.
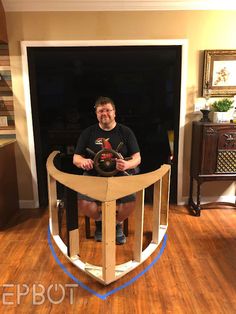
[0,139,19,228]
[189,121,236,216]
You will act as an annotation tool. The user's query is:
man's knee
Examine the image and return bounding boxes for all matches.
[78,199,100,219]
[116,201,135,221]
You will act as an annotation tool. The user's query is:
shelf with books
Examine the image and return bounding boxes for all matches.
[0,42,15,133]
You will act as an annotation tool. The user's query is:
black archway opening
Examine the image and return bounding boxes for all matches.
[27,45,181,207]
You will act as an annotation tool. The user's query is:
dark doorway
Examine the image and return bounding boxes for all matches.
[27,45,181,207]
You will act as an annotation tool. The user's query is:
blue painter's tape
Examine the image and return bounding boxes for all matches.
[47,225,167,300]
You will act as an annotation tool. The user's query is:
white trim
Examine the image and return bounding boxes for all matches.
[19,200,38,209]
[3,0,236,12]
[21,42,39,209]
[177,41,188,204]
[21,39,187,48]
[180,195,236,205]
[21,39,188,206]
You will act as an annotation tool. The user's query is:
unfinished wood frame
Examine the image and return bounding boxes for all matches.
[47,151,171,285]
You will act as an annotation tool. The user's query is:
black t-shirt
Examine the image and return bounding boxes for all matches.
[75,123,140,158]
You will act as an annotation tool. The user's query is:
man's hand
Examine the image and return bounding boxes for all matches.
[73,154,94,171]
[116,158,128,172]
[80,158,94,171]
[115,152,141,172]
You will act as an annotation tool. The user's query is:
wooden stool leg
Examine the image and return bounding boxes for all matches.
[57,200,64,236]
[123,218,128,237]
[65,187,79,257]
[85,216,91,238]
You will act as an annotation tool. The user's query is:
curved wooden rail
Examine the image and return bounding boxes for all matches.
[47,151,171,285]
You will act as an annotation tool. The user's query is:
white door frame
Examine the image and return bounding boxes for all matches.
[21,39,188,207]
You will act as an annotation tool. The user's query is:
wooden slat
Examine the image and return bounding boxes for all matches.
[133,189,145,262]
[69,229,79,257]
[161,170,171,226]
[47,173,59,235]
[102,200,116,283]
[152,179,161,244]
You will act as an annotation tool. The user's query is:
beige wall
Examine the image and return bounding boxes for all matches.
[5,10,236,206]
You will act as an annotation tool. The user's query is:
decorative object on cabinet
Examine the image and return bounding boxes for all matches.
[189,121,236,216]
[231,106,236,123]
[203,50,236,97]
[211,98,234,123]
[212,98,234,112]
[200,109,211,122]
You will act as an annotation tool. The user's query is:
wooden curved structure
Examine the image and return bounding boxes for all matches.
[47,151,171,285]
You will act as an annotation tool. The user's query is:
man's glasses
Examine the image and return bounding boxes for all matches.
[96,109,114,114]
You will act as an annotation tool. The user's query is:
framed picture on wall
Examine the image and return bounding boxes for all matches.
[202,50,236,97]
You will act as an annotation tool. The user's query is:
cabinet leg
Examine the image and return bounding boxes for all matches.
[188,176,194,214]
[195,182,201,216]
[188,177,201,217]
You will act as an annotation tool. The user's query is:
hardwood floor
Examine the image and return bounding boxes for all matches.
[0,204,236,313]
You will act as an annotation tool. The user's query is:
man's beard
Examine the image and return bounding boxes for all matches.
[101,117,111,124]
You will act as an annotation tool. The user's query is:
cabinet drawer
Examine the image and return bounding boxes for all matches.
[201,125,236,174]
[216,128,236,173]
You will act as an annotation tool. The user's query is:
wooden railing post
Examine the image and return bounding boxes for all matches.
[102,200,116,283]
[133,189,145,262]
[65,187,79,258]
[47,173,59,236]
[161,169,171,226]
[153,179,162,244]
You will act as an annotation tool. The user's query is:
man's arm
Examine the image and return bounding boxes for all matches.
[73,154,94,171]
[116,152,141,172]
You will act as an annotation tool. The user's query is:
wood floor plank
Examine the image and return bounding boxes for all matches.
[0,205,236,313]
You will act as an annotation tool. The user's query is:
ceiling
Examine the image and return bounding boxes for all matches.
[2,0,236,12]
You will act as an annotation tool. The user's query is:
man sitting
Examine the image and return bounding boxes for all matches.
[73,96,141,244]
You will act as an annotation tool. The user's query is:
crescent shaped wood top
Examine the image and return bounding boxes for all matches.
[47,151,170,202]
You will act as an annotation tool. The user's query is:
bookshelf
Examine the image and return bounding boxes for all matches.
[0,42,15,133]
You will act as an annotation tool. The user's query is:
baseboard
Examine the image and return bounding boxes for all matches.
[179,195,236,205]
[19,200,39,209]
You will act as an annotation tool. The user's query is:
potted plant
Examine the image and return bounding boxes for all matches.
[211,98,234,122]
